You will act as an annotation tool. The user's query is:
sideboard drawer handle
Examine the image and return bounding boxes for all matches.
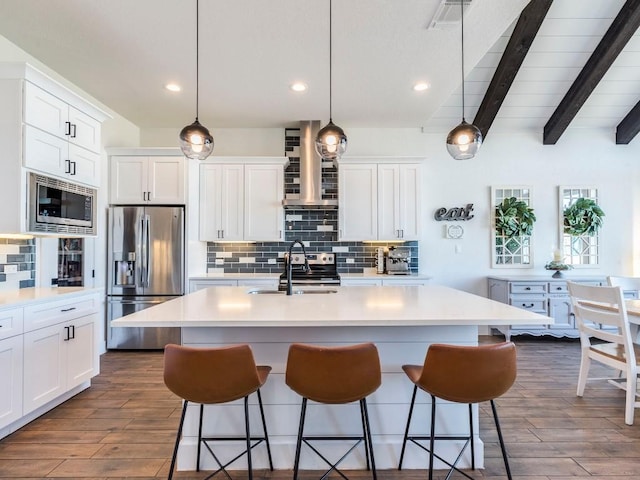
[60,307,76,313]
[522,303,534,308]
[525,287,531,290]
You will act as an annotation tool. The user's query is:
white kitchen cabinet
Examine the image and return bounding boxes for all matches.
[338,163,378,241]
[0,64,109,234]
[488,276,606,340]
[110,154,186,205]
[338,158,422,241]
[0,306,25,431]
[22,294,99,415]
[244,164,285,241]
[378,164,421,240]
[199,158,287,242]
[200,164,244,241]
[22,80,103,186]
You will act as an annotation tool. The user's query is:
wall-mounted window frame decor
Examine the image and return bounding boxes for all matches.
[491,186,534,268]
[559,186,602,267]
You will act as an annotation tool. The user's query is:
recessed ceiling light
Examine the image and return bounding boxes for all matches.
[290,82,308,92]
[165,83,182,92]
[413,82,430,92]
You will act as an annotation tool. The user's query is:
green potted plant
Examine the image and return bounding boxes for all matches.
[563,198,605,236]
[495,197,536,238]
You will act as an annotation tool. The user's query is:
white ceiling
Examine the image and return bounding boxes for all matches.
[0,0,638,138]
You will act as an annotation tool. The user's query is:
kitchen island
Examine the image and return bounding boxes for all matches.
[112,285,549,472]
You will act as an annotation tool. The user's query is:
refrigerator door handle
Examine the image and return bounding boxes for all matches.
[140,216,147,286]
[144,214,151,287]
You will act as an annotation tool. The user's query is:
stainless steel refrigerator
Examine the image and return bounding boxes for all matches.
[106,206,184,349]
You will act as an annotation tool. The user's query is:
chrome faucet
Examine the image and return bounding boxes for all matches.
[286,239,309,296]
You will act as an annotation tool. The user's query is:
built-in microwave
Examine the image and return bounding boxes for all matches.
[28,173,97,235]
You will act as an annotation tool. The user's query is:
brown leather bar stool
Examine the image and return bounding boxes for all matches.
[163,343,273,480]
[398,342,517,480]
[285,342,382,480]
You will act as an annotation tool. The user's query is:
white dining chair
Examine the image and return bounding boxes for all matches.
[607,276,640,299]
[567,281,640,425]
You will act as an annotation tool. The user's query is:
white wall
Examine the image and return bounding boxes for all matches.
[142,127,284,156]
[349,127,640,296]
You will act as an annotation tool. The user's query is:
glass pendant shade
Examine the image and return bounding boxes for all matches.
[179,119,214,160]
[178,0,213,160]
[315,120,347,161]
[446,120,482,160]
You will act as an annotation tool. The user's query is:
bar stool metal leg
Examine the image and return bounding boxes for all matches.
[256,388,274,470]
[359,399,370,471]
[361,398,377,480]
[398,385,418,470]
[293,398,308,480]
[491,399,513,480]
[468,403,475,470]
[168,400,188,480]
[244,396,253,480]
[197,404,204,472]
[428,395,436,480]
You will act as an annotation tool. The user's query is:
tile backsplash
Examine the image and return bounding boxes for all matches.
[206,241,418,274]
[0,237,36,290]
[205,128,419,274]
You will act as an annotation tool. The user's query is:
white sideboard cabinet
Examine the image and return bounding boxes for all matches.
[488,276,606,340]
[108,149,186,205]
[337,158,422,241]
[199,157,288,242]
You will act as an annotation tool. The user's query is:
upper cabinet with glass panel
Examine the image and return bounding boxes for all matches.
[558,186,604,267]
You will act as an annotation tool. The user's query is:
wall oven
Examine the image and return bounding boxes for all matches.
[28,172,97,235]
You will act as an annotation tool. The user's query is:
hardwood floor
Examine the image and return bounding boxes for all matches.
[1,336,640,479]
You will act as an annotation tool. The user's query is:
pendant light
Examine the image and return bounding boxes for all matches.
[179,0,214,160]
[446,0,482,160]
[315,0,347,161]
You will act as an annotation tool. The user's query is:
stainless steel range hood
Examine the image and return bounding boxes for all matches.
[282,120,338,209]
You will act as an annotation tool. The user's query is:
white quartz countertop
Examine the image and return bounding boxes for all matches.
[0,286,103,308]
[112,284,550,328]
[340,273,432,280]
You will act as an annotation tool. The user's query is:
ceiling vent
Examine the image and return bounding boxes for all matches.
[428,0,472,29]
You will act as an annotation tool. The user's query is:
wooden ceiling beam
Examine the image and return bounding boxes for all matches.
[543,0,640,145]
[616,100,640,144]
[473,0,553,140]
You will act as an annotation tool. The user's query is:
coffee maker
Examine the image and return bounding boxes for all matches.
[385,247,410,274]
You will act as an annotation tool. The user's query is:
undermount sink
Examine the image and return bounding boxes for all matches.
[247,288,338,295]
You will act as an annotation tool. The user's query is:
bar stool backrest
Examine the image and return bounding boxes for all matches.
[418,342,517,403]
[164,343,263,404]
[286,343,381,404]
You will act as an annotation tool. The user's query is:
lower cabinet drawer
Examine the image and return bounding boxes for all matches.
[24,296,98,333]
[510,298,546,312]
[0,307,24,340]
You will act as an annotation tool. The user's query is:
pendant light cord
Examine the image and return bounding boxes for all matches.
[460,0,465,122]
[195,0,200,121]
[329,0,333,122]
